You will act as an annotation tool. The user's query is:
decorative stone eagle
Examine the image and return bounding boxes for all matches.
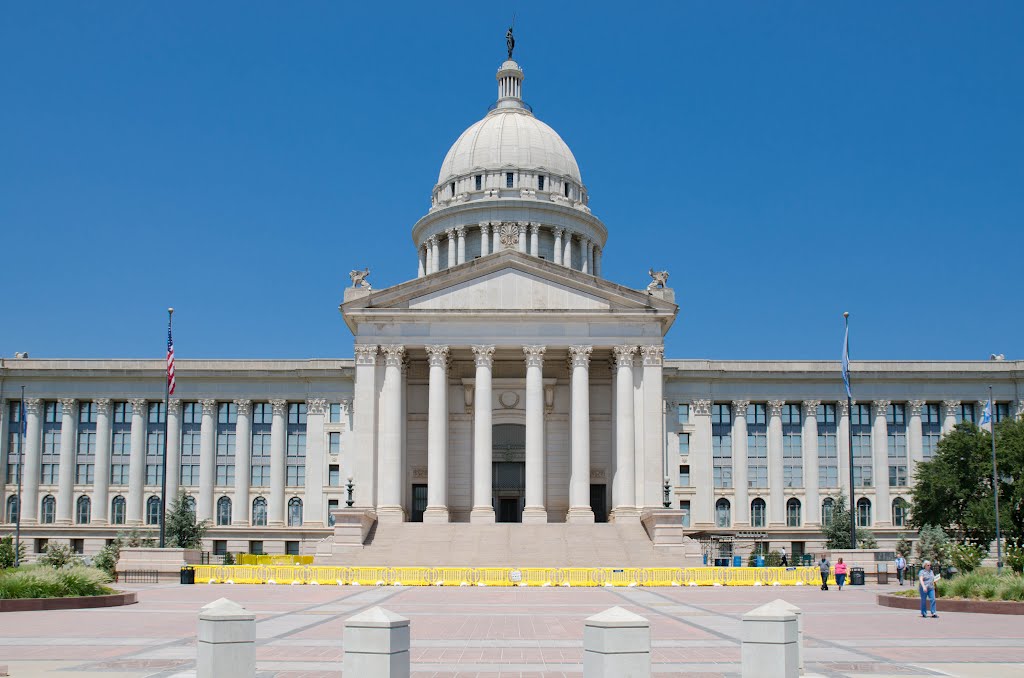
[647,268,669,292]
[349,267,371,290]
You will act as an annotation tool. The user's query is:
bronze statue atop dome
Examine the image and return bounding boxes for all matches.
[506,25,515,60]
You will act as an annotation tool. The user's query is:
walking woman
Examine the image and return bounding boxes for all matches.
[919,560,939,618]
[834,557,848,590]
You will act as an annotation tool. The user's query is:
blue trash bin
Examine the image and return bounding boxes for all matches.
[733,555,742,568]
[756,555,765,567]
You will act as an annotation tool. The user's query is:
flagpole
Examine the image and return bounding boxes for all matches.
[14,385,25,567]
[989,385,1002,572]
[844,312,856,550]
[159,308,173,548]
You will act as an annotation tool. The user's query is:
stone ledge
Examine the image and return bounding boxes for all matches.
[0,591,138,613]
[877,592,1024,615]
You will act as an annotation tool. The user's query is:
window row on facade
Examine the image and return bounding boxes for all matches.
[692,495,910,529]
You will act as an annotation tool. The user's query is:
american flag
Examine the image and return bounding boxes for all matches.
[166,317,176,395]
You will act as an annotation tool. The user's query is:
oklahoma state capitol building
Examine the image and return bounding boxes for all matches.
[1,51,1020,562]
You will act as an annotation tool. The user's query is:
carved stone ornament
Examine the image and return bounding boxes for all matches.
[802,400,821,417]
[472,345,496,367]
[380,344,406,367]
[354,345,379,366]
[167,398,181,416]
[942,400,961,414]
[553,226,564,238]
[569,345,593,368]
[732,400,750,414]
[306,398,328,416]
[59,398,78,417]
[498,222,520,249]
[130,398,149,416]
[200,399,217,416]
[499,391,520,409]
[233,399,253,416]
[93,398,112,415]
[613,344,637,367]
[349,267,371,290]
[872,400,891,416]
[425,345,450,370]
[692,399,712,416]
[908,400,925,416]
[639,345,664,366]
[445,228,455,241]
[412,468,428,479]
[590,468,606,480]
[767,400,785,417]
[270,399,287,416]
[23,398,41,415]
[523,345,546,367]
[478,222,491,234]
[455,226,466,237]
[647,268,669,292]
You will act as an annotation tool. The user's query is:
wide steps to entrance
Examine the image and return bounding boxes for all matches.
[319,521,698,567]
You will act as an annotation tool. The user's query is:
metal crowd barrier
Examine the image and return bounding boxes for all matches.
[191,565,819,587]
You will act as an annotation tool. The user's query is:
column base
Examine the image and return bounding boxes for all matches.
[470,507,495,523]
[423,506,450,524]
[566,507,595,524]
[522,506,548,524]
[376,506,406,523]
[610,507,641,524]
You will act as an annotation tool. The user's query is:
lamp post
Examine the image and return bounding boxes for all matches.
[663,475,672,508]
[345,475,355,507]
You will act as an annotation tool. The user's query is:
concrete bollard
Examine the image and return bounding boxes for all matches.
[197,598,256,678]
[772,599,804,675]
[583,606,651,678]
[343,606,410,678]
[741,600,798,678]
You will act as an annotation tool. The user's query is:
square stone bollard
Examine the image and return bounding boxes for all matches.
[343,606,410,678]
[742,600,798,678]
[197,598,255,678]
[771,599,804,675]
[583,606,651,678]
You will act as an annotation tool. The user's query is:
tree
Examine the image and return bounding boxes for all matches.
[910,420,1024,547]
[39,542,79,569]
[916,524,951,564]
[0,535,27,569]
[895,535,914,559]
[165,490,210,549]
[823,493,877,549]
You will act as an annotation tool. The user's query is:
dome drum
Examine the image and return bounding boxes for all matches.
[432,168,587,212]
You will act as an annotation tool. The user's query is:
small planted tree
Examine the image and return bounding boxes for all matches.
[823,493,877,549]
[165,490,210,549]
[39,543,80,569]
[917,524,951,564]
[895,535,914,559]
[0,535,27,569]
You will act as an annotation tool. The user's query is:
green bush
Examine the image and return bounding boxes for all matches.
[894,535,913,560]
[917,525,951,564]
[39,543,80,569]
[93,544,119,578]
[0,565,113,599]
[765,550,782,567]
[951,542,987,573]
[999,577,1024,601]
[1006,544,1024,574]
[223,552,235,565]
[0,535,27,569]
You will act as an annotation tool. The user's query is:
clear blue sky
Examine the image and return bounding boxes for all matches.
[2,2,1021,361]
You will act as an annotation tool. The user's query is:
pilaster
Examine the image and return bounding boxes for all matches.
[871,400,891,527]
[567,345,594,523]
[92,398,112,524]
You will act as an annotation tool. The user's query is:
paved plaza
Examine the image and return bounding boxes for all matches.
[1,583,1023,677]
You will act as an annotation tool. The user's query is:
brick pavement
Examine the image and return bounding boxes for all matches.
[0,583,1022,677]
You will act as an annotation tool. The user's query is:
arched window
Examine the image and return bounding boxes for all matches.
[76,496,91,524]
[288,497,303,526]
[146,496,161,525]
[892,498,908,527]
[217,497,232,526]
[6,496,19,524]
[111,495,126,525]
[822,497,835,525]
[856,498,872,527]
[41,495,56,524]
[252,497,267,526]
[750,498,766,528]
[715,498,731,528]
[786,498,802,527]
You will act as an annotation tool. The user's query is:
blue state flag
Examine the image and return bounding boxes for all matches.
[841,323,852,399]
[979,399,992,430]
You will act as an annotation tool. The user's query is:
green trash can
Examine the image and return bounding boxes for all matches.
[180,567,195,585]
[850,567,865,586]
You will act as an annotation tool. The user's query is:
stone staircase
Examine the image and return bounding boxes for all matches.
[316,520,701,567]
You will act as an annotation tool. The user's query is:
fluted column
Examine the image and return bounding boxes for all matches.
[471,345,496,523]
[20,399,42,524]
[522,345,547,523]
[195,398,217,522]
[56,398,78,524]
[456,227,466,265]
[424,345,450,523]
[767,400,785,525]
[232,400,252,526]
[377,345,406,522]
[268,399,287,526]
[593,246,602,277]
[91,399,112,523]
[126,398,148,524]
[942,400,959,434]
[418,245,426,278]
[581,239,591,274]
[872,400,891,526]
[837,400,852,500]
[430,236,440,274]
[612,345,637,518]
[517,222,528,253]
[563,231,574,269]
[568,345,594,523]
[802,400,821,525]
[552,227,564,266]
[479,222,491,256]
[691,400,713,526]
[529,223,540,257]
[907,400,925,482]
[731,400,750,525]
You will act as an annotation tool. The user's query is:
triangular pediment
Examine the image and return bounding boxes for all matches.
[409,268,609,311]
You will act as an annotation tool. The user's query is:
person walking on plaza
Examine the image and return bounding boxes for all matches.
[919,560,939,618]
[819,556,831,590]
[895,553,907,586]
[780,546,788,567]
[834,558,848,590]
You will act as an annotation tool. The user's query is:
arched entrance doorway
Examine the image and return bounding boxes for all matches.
[492,423,525,523]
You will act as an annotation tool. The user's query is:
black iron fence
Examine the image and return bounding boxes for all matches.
[119,570,159,584]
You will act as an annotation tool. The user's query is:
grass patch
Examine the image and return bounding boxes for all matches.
[925,571,1024,602]
[0,565,114,599]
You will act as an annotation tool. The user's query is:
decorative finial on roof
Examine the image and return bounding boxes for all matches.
[506,16,515,60]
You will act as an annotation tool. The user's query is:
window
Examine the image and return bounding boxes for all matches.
[111,496,126,525]
[71,538,84,555]
[216,403,236,487]
[747,404,767,488]
[111,402,132,479]
[146,496,161,525]
[287,465,306,487]
[180,464,200,486]
[677,403,689,425]
[751,498,766,528]
[252,497,267,526]
[7,402,23,486]
[817,404,838,487]
[329,432,341,455]
[185,495,196,513]
[77,402,97,482]
[251,403,272,486]
[329,403,345,423]
[892,497,908,527]
[564,182,570,198]
[856,497,872,527]
[678,500,690,527]
[288,497,303,526]
[715,498,731,528]
[712,404,732,488]
[678,465,690,487]
[921,404,941,459]
[6,496,19,523]
[212,540,227,556]
[217,496,232,526]
[180,402,202,485]
[475,174,482,191]
[251,465,270,486]
[287,403,306,487]
[995,402,1010,423]
[41,402,61,484]
[678,433,689,456]
[506,172,514,188]
[76,496,91,524]
[285,541,300,556]
[329,464,341,487]
[887,404,907,487]
[851,404,872,487]
[35,538,48,554]
[146,402,165,484]
[41,463,59,484]
[957,403,975,424]
[77,463,95,484]
[450,181,455,197]
[41,495,56,524]
[111,463,129,485]
[782,404,802,488]
[146,464,162,485]
[786,498,801,527]
[328,499,339,526]
[216,464,235,486]
[538,175,545,191]
[249,540,264,555]
[822,497,835,526]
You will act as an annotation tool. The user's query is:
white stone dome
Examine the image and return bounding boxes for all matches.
[437,108,583,187]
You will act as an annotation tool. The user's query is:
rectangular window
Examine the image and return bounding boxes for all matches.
[145,403,165,484]
[250,465,270,486]
[887,403,908,487]
[782,403,803,488]
[921,403,941,459]
[285,541,300,556]
[851,404,872,487]
[110,463,129,485]
[475,174,482,191]
[249,540,264,555]
[329,403,344,423]
[506,172,514,188]
[995,402,1010,423]
[41,463,59,484]
[41,402,62,478]
[677,403,689,425]
[678,464,690,487]
[287,403,307,487]
[8,402,23,484]
[71,538,84,555]
[679,500,691,527]
[77,402,97,473]
[145,463,162,485]
[747,404,768,489]
[212,540,227,556]
[678,432,689,456]
[538,175,545,191]
[287,465,306,487]
[329,431,341,455]
[216,464,235,486]
[251,403,272,487]
[329,464,341,487]
[180,464,200,486]
[328,499,339,526]
[712,404,732,488]
[957,403,975,424]
[76,463,95,484]
[217,402,237,457]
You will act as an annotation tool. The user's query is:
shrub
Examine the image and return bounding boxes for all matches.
[999,577,1024,602]
[857,530,878,549]
[166,490,210,549]
[0,565,113,599]
[765,550,782,567]
[1006,544,1024,574]
[0,535,27,569]
[39,543,80,569]
[917,525,951,564]
[894,535,913,561]
[951,542,987,573]
[93,544,119,578]
[222,552,235,565]
[117,527,157,548]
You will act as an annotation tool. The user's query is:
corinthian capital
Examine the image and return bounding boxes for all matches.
[380,344,406,367]
[942,400,960,415]
[802,400,821,417]
[93,398,112,416]
[553,226,564,238]
[167,398,181,416]
[23,398,41,415]
[767,400,786,417]
[639,345,664,366]
[59,398,78,417]
[732,400,750,414]
[569,345,593,368]
[233,399,252,417]
[472,345,495,368]
[692,399,712,416]
[872,400,891,416]
[306,398,328,415]
[200,399,217,416]
[908,399,925,416]
[354,345,379,366]
[130,398,149,415]
[523,345,546,367]
[445,228,455,240]
[425,345,450,368]
[270,399,287,416]
[612,345,637,367]
[455,226,466,237]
